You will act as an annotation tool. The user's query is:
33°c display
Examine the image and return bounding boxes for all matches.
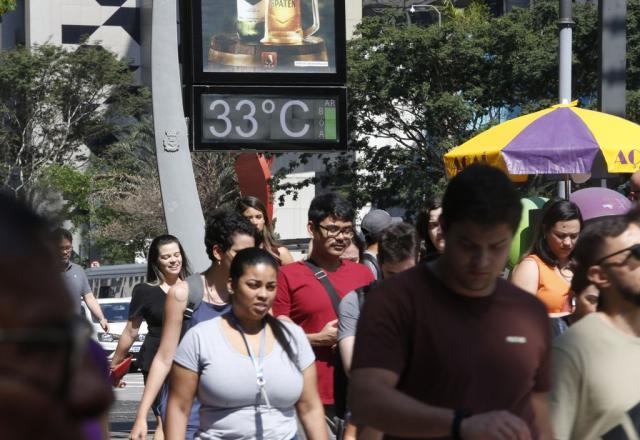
[193,86,346,151]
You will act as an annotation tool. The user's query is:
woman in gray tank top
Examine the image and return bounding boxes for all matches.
[166,248,327,440]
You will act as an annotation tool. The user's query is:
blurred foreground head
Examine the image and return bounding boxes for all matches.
[0,193,113,439]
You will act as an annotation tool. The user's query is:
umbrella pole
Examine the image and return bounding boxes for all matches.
[557,175,571,199]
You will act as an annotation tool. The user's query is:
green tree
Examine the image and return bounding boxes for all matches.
[272,0,639,217]
[0,43,147,210]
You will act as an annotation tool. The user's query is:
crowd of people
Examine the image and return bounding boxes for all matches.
[2,163,640,440]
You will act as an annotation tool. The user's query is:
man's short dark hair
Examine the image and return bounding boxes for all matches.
[52,228,73,243]
[204,210,257,262]
[441,164,521,232]
[378,222,419,265]
[308,193,355,225]
[571,214,634,294]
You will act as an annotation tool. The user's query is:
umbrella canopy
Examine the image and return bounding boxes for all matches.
[569,187,631,221]
[444,101,640,178]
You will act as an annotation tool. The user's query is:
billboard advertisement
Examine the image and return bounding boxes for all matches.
[190,0,345,84]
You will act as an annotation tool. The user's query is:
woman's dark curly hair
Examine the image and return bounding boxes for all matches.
[204,210,257,262]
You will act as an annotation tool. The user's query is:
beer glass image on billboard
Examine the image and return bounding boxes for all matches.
[201,0,337,73]
[261,0,319,45]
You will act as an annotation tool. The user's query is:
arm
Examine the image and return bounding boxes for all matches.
[337,292,360,373]
[510,259,540,296]
[549,348,580,440]
[295,364,328,440]
[307,319,338,347]
[111,317,142,368]
[350,368,452,437]
[339,336,355,374]
[129,282,189,439]
[350,368,531,439]
[531,392,553,440]
[278,246,295,265]
[165,364,198,440]
[83,292,109,332]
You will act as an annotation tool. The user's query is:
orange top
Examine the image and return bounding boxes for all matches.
[523,254,571,314]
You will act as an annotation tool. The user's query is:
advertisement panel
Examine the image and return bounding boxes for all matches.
[190,0,345,84]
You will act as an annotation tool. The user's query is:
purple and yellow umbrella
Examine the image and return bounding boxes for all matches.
[443,101,640,178]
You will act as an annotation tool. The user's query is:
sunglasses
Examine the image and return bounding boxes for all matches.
[595,243,640,265]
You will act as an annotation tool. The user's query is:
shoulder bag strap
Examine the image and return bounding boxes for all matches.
[304,260,341,315]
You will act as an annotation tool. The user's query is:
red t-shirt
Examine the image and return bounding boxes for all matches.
[351,264,551,439]
[273,260,374,404]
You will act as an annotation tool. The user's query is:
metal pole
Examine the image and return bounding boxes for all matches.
[558,0,573,198]
[558,0,573,105]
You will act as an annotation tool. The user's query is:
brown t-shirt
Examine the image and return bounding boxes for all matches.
[351,264,551,440]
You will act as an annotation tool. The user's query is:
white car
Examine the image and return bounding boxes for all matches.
[81,297,148,369]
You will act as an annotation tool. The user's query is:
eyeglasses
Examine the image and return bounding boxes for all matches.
[317,224,355,238]
[595,243,640,265]
[0,316,92,397]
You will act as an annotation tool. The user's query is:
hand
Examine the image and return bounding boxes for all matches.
[99,318,109,332]
[129,418,148,440]
[317,319,338,347]
[460,411,531,440]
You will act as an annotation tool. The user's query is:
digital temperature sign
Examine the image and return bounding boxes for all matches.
[192,86,346,151]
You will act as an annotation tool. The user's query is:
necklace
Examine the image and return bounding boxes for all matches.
[556,266,573,282]
[203,274,227,305]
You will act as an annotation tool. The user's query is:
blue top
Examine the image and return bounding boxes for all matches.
[186,300,231,331]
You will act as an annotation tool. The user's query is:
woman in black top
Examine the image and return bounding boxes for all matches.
[111,234,190,440]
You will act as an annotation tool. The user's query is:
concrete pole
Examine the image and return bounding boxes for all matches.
[558,0,573,198]
[149,0,209,271]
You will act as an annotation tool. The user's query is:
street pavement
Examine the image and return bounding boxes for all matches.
[109,372,158,439]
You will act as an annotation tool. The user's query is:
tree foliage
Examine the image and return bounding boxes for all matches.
[0,43,148,210]
[0,0,16,15]
[271,0,640,218]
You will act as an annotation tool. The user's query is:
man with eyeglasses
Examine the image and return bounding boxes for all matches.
[273,193,374,432]
[551,211,640,440]
[53,228,109,333]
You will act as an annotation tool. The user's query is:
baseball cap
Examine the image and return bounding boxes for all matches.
[361,209,402,236]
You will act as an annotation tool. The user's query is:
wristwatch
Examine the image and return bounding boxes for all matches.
[451,409,472,440]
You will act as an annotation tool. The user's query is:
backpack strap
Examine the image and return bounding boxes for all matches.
[183,273,204,320]
[361,252,382,280]
[304,260,341,315]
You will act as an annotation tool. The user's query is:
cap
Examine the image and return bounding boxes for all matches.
[361,209,402,236]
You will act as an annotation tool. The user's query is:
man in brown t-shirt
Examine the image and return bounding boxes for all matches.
[350,164,553,440]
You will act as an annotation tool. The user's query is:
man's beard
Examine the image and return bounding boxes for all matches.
[611,277,640,306]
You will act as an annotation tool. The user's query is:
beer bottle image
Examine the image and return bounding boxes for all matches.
[237,0,266,42]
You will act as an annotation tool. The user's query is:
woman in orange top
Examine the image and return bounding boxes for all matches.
[511,199,583,314]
